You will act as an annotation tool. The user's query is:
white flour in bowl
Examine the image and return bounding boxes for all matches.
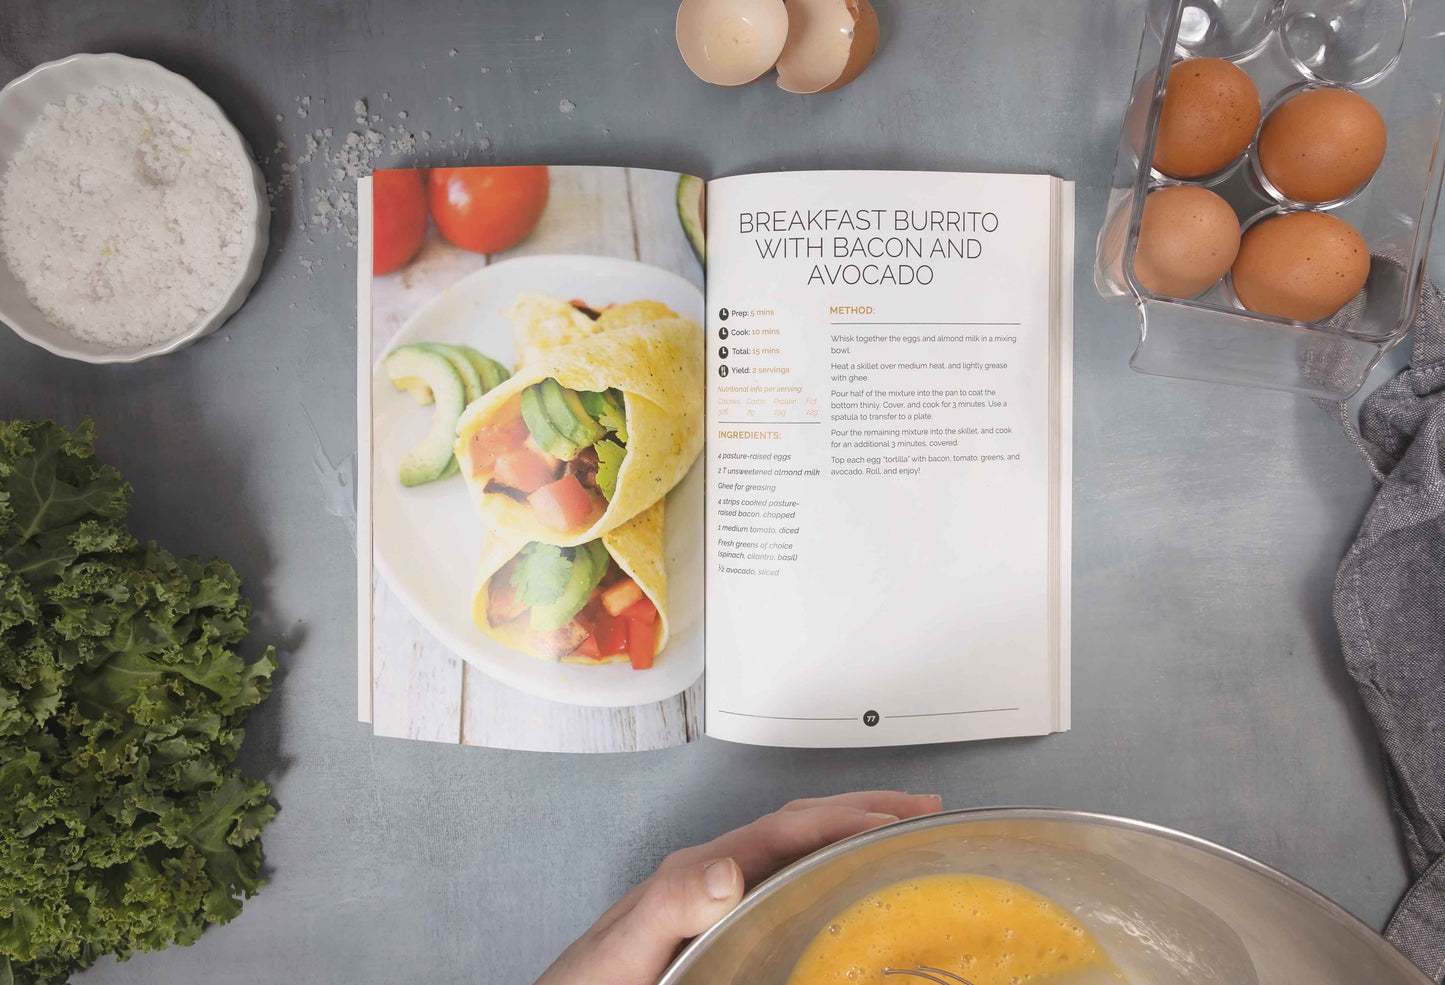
[0,84,254,348]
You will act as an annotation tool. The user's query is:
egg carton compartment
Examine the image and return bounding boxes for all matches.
[1095,0,1444,399]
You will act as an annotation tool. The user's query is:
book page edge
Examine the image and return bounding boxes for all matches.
[1057,179,1076,733]
[356,176,375,725]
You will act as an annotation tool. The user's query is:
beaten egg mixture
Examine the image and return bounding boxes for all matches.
[786,874,1115,985]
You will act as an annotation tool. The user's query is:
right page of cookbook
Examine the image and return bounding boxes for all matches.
[703,170,1074,748]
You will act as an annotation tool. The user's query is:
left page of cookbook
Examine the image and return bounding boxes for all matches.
[357,166,707,751]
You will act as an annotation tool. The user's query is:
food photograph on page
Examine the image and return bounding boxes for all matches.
[3,2,1445,985]
[365,165,706,751]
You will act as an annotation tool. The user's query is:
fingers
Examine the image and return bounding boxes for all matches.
[536,793,943,985]
[584,793,939,942]
[728,806,902,882]
[675,792,943,883]
[590,857,745,983]
[779,791,943,818]
[669,804,901,884]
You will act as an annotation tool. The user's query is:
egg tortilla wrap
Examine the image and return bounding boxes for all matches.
[508,293,604,368]
[508,293,684,367]
[471,501,669,665]
[455,313,703,547]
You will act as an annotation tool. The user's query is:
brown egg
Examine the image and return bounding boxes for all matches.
[1231,211,1370,322]
[1257,87,1387,203]
[1133,186,1241,298]
[1153,58,1260,179]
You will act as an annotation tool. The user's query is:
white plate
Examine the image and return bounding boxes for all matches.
[372,255,705,708]
[0,53,269,363]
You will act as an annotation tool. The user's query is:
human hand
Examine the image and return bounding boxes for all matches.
[534,791,943,985]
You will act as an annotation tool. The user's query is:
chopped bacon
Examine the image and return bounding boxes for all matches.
[527,621,591,659]
[486,581,529,626]
[483,479,529,502]
[566,445,601,491]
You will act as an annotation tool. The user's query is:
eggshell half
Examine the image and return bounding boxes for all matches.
[676,0,789,87]
[775,0,880,94]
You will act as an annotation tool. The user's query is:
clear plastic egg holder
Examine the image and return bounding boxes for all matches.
[1095,0,1445,399]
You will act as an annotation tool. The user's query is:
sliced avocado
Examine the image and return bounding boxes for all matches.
[593,438,626,501]
[391,377,435,405]
[384,345,468,486]
[577,390,608,421]
[530,541,609,631]
[456,345,512,392]
[677,174,705,264]
[579,388,627,443]
[421,343,486,403]
[541,379,606,449]
[520,382,580,460]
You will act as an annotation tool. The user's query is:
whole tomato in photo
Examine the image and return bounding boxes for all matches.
[372,169,429,275]
[428,166,550,254]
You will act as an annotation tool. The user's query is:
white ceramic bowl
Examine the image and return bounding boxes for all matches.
[0,53,269,364]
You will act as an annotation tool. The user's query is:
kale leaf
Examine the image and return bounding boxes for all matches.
[0,421,276,985]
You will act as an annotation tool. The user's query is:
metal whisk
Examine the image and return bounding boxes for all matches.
[882,967,975,985]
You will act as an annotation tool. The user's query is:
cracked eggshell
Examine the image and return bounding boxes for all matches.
[676,0,789,88]
[775,0,879,94]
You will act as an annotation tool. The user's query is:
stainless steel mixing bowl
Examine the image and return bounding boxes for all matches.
[658,808,1428,985]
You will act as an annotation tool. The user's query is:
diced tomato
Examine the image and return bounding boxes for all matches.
[627,615,657,670]
[601,578,644,617]
[620,596,658,624]
[492,448,561,493]
[594,613,629,657]
[574,633,600,659]
[528,473,598,531]
[468,416,531,475]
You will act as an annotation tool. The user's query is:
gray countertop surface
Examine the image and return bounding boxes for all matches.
[1,1,1432,982]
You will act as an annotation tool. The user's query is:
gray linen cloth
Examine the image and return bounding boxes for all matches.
[1327,276,1445,981]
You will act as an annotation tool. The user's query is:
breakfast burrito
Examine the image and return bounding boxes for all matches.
[472,500,668,669]
[508,293,679,368]
[454,296,702,547]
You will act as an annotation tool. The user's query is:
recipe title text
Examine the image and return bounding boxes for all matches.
[737,208,1000,287]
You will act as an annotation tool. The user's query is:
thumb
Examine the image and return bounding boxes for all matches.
[596,858,744,983]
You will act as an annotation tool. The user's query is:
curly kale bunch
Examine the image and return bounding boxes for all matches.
[0,421,276,985]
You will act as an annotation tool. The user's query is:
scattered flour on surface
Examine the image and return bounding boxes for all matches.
[261,90,506,268]
[0,84,253,347]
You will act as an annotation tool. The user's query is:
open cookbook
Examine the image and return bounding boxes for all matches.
[357,165,1073,752]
